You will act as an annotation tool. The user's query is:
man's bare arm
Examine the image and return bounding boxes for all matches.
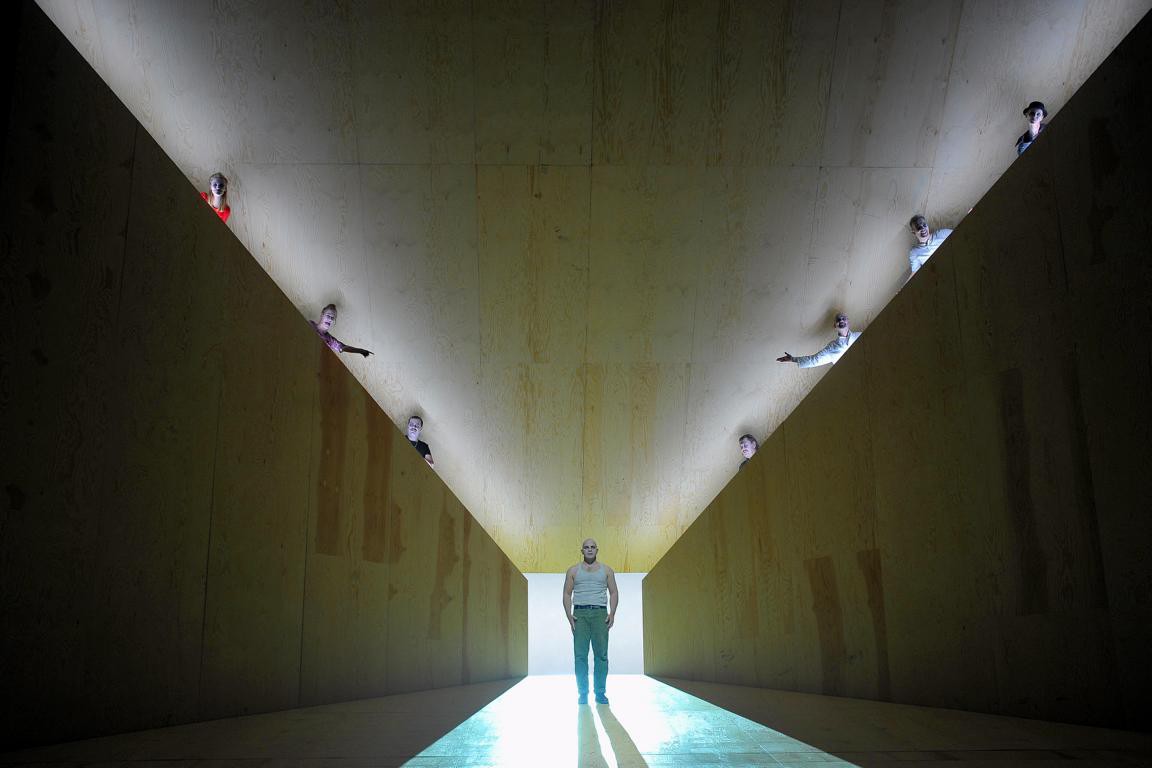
[606,567,619,629]
[562,567,577,633]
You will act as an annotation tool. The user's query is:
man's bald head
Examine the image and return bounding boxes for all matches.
[581,539,599,563]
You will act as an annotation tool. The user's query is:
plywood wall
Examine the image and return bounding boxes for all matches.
[0,7,526,750]
[644,11,1152,729]
[33,0,1151,571]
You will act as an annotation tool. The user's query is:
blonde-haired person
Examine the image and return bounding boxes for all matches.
[200,172,231,223]
[309,304,372,358]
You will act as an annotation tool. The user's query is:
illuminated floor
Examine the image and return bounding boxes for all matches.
[3,675,1150,767]
[406,674,852,766]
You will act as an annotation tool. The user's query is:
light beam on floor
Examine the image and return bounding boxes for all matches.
[401,675,858,767]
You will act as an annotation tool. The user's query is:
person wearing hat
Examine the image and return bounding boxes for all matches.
[1016,101,1048,155]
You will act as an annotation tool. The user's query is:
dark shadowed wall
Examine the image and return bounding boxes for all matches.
[643,12,1152,729]
[0,6,525,750]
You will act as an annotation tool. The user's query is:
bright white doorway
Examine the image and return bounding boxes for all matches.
[526,572,645,675]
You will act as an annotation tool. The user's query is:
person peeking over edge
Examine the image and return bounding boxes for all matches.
[1016,101,1048,155]
[407,415,435,468]
[738,434,758,470]
[777,312,862,369]
[907,214,953,276]
[309,304,373,358]
[201,172,231,223]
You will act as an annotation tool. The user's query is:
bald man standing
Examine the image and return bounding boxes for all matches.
[563,538,619,705]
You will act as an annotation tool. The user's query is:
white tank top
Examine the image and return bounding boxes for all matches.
[572,563,608,606]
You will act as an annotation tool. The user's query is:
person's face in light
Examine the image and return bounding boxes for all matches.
[210,175,227,198]
[910,216,930,244]
[581,539,598,562]
[317,306,337,332]
[1025,107,1045,126]
[407,418,423,442]
[739,437,758,459]
[835,313,850,335]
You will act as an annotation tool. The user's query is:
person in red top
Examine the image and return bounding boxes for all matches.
[200,172,231,222]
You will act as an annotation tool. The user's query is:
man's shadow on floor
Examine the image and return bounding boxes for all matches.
[577,704,648,767]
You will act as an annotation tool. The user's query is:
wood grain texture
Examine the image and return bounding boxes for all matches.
[350,0,475,165]
[645,12,1152,728]
[478,165,590,366]
[474,0,594,165]
[0,5,526,749]
[32,0,1152,572]
[592,0,716,166]
[298,387,394,706]
[197,212,317,719]
[707,0,840,166]
[227,163,371,321]
[821,0,961,169]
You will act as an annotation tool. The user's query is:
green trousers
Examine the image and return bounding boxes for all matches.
[573,606,609,695]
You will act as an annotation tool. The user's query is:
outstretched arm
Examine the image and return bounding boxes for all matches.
[606,568,619,629]
[792,340,839,369]
[312,327,348,354]
[778,348,831,367]
[339,344,373,357]
[562,568,576,633]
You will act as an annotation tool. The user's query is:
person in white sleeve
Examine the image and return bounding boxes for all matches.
[907,214,953,275]
[776,312,862,369]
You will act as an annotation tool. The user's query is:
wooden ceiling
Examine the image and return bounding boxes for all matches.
[38,0,1149,571]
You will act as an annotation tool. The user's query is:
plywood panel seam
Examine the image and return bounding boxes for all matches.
[195,366,226,719]
[815,0,845,171]
[356,160,375,362]
[113,124,141,333]
[295,372,321,709]
[1064,348,1117,668]
[859,354,879,551]
[948,252,967,386]
[577,75,596,526]
[469,0,479,164]
[339,0,362,168]
[676,166,711,534]
[1046,143,1073,294]
[470,0,485,485]
[924,0,965,175]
